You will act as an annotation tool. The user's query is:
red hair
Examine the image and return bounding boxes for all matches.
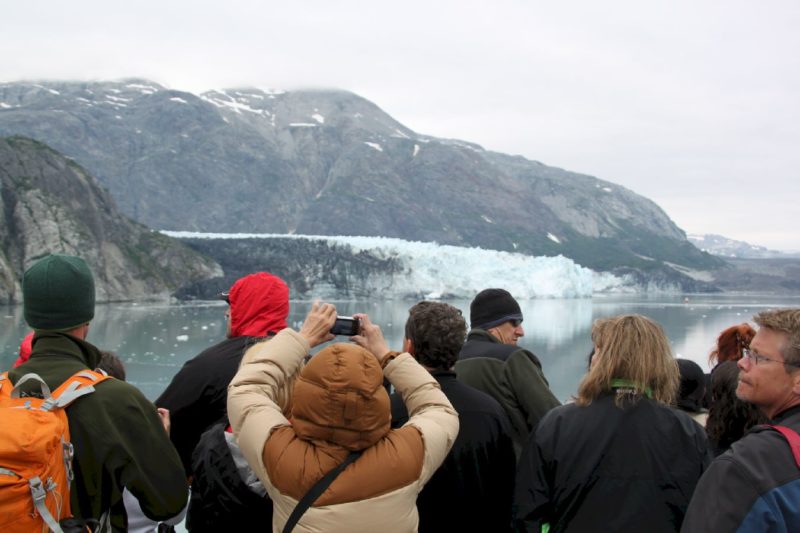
[709,323,755,366]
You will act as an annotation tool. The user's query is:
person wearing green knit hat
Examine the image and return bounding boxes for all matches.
[9,253,188,530]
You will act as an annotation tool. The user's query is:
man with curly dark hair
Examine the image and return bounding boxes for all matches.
[391,301,516,532]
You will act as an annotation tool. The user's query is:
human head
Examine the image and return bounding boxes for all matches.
[225,272,289,338]
[736,309,800,418]
[676,358,706,413]
[404,301,467,371]
[709,323,755,367]
[470,288,524,346]
[291,342,390,451]
[23,254,95,333]
[97,351,126,381]
[706,361,766,454]
[576,314,679,406]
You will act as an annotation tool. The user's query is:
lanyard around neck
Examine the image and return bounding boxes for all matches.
[611,378,653,399]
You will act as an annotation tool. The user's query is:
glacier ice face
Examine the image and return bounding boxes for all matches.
[163,231,621,299]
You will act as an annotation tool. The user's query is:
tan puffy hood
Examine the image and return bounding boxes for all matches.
[291,342,390,450]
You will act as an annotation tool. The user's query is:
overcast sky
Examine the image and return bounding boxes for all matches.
[2,0,798,251]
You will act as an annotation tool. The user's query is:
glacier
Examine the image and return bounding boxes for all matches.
[163,231,631,299]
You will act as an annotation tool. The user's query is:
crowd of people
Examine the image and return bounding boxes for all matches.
[2,253,800,532]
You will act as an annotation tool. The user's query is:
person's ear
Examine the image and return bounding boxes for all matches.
[403,338,415,356]
[791,367,800,396]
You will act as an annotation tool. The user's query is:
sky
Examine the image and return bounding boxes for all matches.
[2,0,799,251]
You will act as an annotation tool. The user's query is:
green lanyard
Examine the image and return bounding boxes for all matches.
[611,378,653,399]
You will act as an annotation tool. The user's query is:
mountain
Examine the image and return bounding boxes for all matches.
[0,79,722,281]
[0,136,222,303]
[688,234,800,259]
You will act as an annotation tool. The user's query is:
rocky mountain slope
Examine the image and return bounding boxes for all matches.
[0,79,722,281]
[0,136,222,303]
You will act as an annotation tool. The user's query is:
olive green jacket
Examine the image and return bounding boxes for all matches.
[9,332,188,531]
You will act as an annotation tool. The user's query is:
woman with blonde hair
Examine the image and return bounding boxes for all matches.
[513,315,712,533]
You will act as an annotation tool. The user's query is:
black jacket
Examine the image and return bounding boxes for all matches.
[186,422,272,531]
[514,391,712,533]
[682,405,800,532]
[156,335,261,474]
[456,329,560,457]
[391,371,516,533]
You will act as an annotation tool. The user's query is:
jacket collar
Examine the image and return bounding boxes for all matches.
[30,331,103,369]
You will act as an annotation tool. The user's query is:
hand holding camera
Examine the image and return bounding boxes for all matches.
[299,301,337,347]
[351,313,391,364]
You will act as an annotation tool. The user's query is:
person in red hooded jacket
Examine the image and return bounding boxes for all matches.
[156,272,290,476]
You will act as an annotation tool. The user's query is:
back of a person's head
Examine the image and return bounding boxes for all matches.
[22,254,95,332]
[227,272,289,338]
[676,358,706,413]
[576,314,679,407]
[753,309,800,366]
[291,342,390,451]
[97,350,126,381]
[706,361,767,454]
[405,301,466,371]
[709,323,755,366]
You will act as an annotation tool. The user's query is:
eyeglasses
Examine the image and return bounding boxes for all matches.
[509,319,523,328]
[742,348,800,368]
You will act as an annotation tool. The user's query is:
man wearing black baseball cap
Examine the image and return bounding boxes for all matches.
[455,288,560,457]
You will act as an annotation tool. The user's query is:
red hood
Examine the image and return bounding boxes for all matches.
[12,331,34,368]
[228,272,289,337]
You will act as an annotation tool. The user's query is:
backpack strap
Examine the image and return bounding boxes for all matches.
[767,424,800,469]
[29,476,65,533]
[282,450,363,533]
[7,372,53,399]
[41,369,111,411]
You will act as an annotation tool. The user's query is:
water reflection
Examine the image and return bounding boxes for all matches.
[2,294,799,402]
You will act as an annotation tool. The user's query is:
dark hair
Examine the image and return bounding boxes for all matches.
[405,301,467,371]
[97,350,126,381]
[706,361,766,455]
[676,359,706,413]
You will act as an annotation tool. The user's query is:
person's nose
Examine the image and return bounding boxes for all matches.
[737,356,749,372]
[516,325,525,338]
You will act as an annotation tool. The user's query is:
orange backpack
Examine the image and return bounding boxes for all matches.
[0,369,110,533]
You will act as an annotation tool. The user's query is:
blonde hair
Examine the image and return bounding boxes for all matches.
[754,309,800,366]
[576,314,679,407]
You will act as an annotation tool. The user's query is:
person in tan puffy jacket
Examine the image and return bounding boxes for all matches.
[227,301,459,533]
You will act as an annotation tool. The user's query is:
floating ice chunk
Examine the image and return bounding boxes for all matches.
[176,335,189,342]
[481,215,493,223]
[547,233,561,244]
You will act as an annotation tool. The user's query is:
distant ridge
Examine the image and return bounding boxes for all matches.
[0,79,721,290]
[688,234,800,259]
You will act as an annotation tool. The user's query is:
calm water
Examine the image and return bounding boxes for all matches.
[3,294,800,402]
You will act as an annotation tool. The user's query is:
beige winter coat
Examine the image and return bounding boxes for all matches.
[227,329,459,533]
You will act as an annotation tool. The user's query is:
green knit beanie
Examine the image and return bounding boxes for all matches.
[23,254,96,331]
